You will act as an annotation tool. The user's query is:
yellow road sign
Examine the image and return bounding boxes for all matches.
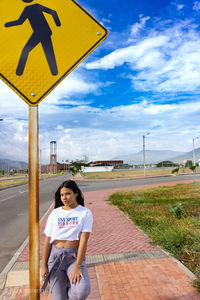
[0,0,108,106]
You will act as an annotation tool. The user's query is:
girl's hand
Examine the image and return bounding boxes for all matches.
[41,265,49,281]
[70,265,84,285]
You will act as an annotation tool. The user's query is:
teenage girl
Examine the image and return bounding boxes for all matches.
[41,180,93,300]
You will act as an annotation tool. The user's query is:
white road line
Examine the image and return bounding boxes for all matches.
[19,190,28,194]
[0,195,15,203]
[0,189,28,203]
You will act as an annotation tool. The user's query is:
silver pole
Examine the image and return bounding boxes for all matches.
[193,137,199,166]
[143,135,146,176]
[193,138,195,166]
[143,133,150,176]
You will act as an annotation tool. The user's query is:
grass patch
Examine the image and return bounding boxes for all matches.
[0,173,64,189]
[108,182,200,291]
[0,178,28,188]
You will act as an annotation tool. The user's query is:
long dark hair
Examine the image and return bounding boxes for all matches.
[55,180,84,208]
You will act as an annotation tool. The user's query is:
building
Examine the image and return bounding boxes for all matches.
[90,160,123,167]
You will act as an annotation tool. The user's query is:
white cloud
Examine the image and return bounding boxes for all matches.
[171,2,184,10]
[86,20,200,93]
[131,15,150,37]
[102,17,111,24]
[85,35,168,70]
[193,1,200,11]
[1,98,200,162]
[0,80,27,117]
[0,119,28,161]
[34,100,200,162]
[42,72,99,106]
[56,125,64,130]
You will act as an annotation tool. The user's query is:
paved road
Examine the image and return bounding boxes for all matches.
[77,173,200,192]
[0,173,200,273]
[0,174,71,273]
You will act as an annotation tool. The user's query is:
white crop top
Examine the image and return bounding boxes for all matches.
[44,205,93,244]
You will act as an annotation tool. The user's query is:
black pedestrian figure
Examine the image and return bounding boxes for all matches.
[5,0,61,76]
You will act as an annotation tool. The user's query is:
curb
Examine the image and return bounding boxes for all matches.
[0,202,54,290]
[161,248,197,280]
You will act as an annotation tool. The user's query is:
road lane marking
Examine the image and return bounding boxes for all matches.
[19,190,28,194]
[0,189,28,203]
[0,195,15,202]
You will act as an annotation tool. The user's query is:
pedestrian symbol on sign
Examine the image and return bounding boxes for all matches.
[4,0,61,76]
[1,0,108,106]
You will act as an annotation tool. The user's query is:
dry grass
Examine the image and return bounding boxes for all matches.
[0,173,62,189]
[81,167,199,179]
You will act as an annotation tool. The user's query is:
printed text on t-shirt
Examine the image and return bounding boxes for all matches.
[58,217,79,228]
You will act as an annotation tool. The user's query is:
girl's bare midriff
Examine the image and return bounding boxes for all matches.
[53,240,79,248]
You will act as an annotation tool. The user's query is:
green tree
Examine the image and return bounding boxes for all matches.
[189,165,196,173]
[157,161,178,167]
[185,160,193,168]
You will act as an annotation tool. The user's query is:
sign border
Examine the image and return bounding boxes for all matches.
[0,0,108,106]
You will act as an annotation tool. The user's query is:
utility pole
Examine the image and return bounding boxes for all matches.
[143,133,150,176]
[193,137,199,166]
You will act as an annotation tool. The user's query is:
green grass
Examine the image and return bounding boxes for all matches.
[108,182,200,291]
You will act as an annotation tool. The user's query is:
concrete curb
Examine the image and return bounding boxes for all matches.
[0,202,54,290]
[161,248,197,280]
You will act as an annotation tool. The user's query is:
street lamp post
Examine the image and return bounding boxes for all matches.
[62,160,65,172]
[143,133,150,176]
[40,149,42,176]
[192,137,199,166]
[39,148,45,176]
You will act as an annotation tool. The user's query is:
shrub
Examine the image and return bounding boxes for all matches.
[168,202,184,219]
[189,165,196,173]
[152,226,194,256]
[172,168,179,174]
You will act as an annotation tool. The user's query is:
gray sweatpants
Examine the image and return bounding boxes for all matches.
[41,244,90,300]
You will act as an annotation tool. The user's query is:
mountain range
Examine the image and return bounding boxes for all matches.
[0,148,199,169]
[0,158,28,170]
[112,148,200,164]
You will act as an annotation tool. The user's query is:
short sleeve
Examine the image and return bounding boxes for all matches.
[44,210,54,237]
[82,209,93,233]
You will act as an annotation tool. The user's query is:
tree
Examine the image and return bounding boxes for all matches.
[185,160,193,168]
[189,165,196,173]
[157,161,178,167]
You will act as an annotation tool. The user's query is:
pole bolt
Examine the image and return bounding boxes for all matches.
[31,93,36,97]
[97,32,101,35]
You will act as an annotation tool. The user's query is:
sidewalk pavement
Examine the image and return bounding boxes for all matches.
[1,180,200,300]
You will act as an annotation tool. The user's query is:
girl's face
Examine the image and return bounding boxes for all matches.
[60,187,78,209]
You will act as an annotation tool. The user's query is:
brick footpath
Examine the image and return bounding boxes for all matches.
[1,180,200,299]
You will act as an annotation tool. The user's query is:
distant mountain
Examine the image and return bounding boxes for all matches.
[0,158,28,170]
[169,148,200,163]
[112,150,186,164]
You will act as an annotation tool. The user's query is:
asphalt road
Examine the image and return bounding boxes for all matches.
[0,173,200,273]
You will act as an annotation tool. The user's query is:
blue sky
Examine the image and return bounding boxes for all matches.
[1,0,200,163]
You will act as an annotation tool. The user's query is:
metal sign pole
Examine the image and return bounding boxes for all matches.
[29,105,40,299]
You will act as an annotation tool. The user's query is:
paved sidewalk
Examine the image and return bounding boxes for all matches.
[1,181,200,299]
